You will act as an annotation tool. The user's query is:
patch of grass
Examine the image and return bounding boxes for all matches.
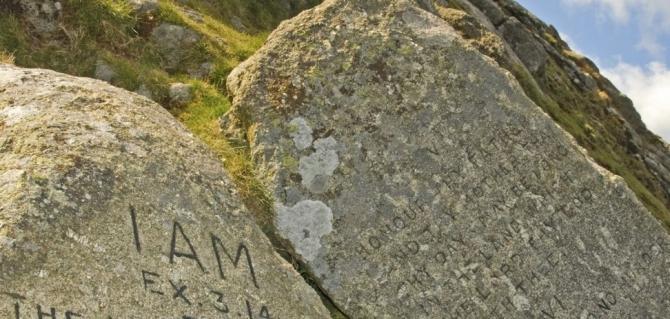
[159,1,267,86]
[63,0,136,42]
[509,62,587,140]
[0,49,14,64]
[99,52,173,102]
[0,15,28,62]
[185,0,320,32]
[172,81,274,226]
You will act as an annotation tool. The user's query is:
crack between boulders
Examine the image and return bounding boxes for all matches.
[291,257,351,319]
[226,48,350,318]
[258,221,351,319]
[237,178,350,318]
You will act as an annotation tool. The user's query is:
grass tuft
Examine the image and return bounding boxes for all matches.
[172,81,274,225]
[0,49,14,64]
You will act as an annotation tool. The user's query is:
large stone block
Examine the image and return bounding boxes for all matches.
[0,66,329,318]
[225,0,670,317]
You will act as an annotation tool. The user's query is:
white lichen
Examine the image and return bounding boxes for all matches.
[276,200,333,261]
[289,117,314,150]
[299,137,339,193]
[512,294,531,311]
[0,104,39,126]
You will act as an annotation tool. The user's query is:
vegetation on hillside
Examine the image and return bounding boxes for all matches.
[0,0,315,221]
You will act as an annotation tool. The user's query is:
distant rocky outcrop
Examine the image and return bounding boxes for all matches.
[151,23,202,72]
[437,0,670,227]
[225,0,670,317]
[0,66,330,318]
[5,0,62,35]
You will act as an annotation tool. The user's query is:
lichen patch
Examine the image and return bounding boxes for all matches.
[288,117,313,150]
[0,104,39,126]
[299,137,339,193]
[275,200,333,262]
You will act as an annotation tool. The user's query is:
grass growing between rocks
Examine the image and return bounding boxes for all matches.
[0,49,13,64]
[176,84,350,319]
[171,81,275,226]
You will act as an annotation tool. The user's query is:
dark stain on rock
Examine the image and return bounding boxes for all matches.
[369,59,389,83]
[267,76,306,112]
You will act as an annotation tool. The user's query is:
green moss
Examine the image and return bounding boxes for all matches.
[282,155,299,172]
[184,0,320,32]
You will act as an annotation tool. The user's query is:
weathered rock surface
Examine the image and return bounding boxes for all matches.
[151,23,202,72]
[226,0,670,317]
[498,16,548,73]
[169,82,194,107]
[93,59,116,83]
[0,66,329,318]
[11,0,62,34]
[128,0,159,17]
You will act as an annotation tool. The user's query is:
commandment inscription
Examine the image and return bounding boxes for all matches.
[225,1,670,316]
[345,121,670,318]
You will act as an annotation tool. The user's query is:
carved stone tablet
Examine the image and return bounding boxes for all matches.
[0,66,329,318]
[225,0,670,317]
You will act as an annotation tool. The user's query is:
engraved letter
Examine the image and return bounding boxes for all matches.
[141,270,164,295]
[36,305,56,319]
[129,205,142,253]
[210,290,229,313]
[211,234,259,289]
[169,280,191,305]
[170,221,206,273]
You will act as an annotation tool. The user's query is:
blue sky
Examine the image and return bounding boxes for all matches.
[515,0,670,141]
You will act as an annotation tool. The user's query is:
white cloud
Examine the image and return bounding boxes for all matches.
[563,0,631,22]
[562,0,670,57]
[602,61,670,141]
